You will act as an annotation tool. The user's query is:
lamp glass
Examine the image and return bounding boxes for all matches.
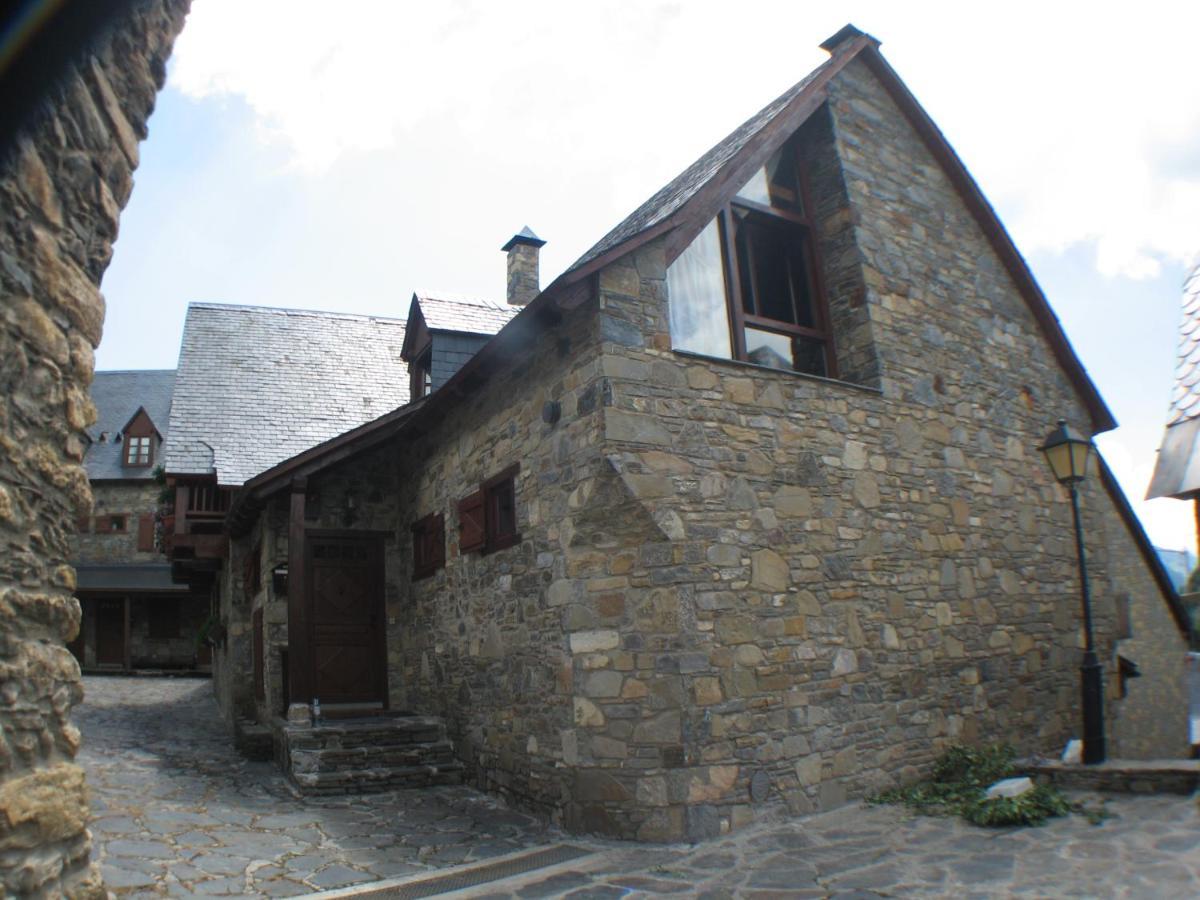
[1040,420,1093,484]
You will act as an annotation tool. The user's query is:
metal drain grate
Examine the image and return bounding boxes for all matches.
[347,844,593,899]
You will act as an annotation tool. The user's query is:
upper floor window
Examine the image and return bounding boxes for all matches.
[125,434,152,467]
[667,131,836,379]
[411,347,433,399]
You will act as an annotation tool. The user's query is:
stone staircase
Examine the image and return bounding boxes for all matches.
[280,714,464,795]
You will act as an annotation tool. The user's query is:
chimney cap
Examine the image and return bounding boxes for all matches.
[501,226,546,252]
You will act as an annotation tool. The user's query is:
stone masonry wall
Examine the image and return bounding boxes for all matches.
[73,480,160,562]
[548,57,1189,841]
[386,300,606,818]
[1101,492,1190,757]
[0,2,189,894]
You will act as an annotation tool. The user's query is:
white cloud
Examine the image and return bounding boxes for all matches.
[171,1,1200,277]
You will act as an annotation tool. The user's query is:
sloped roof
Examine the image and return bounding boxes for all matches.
[414,293,518,336]
[164,303,409,486]
[85,370,175,481]
[1147,264,1200,499]
[566,56,840,276]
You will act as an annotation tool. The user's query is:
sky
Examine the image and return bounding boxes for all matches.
[96,1,1200,553]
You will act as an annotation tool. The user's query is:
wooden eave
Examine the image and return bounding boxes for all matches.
[399,293,429,362]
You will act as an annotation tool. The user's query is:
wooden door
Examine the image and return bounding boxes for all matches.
[95,598,125,666]
[305,534,386,706]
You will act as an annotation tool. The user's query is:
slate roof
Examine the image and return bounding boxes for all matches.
[1148,263,1200,499]
[85,370,175,481]
[1168,264,1200,426]
[164,303,409,487]
[565,54,839,275]
[414,293,518,336]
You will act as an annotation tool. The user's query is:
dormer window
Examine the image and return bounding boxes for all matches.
[125,434,152,467]
[411,346,433,399]
[667,131,837,379]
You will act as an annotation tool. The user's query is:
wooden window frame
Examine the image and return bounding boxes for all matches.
[411,512,446,580]
[410,345,433,399]
[123,433,153,468]
[672,137,839,380]
[458,464,521,556]
[482,464,520,555]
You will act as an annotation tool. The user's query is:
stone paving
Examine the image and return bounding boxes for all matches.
[75,676,552,896]
[77,676,1200,898]
[471,793,1200,898]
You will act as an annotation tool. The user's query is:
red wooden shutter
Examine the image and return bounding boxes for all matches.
[75,515,90,533]
[458,491,485,553]
[137,514,155,551]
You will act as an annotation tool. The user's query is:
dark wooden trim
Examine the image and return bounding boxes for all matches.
[286,479,310,705]
[857,46,1115,433]
[174,484,187,534]
[482,462,521,491]
[720,209,748,360]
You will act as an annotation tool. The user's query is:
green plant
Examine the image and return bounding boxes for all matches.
[871,743,1072,828]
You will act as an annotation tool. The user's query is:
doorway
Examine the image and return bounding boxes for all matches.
[304,533,387,708]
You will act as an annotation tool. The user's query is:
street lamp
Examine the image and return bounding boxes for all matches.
[1039,418,1106,765]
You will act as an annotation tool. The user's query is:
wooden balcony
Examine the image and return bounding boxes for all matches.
[167,480,232,566]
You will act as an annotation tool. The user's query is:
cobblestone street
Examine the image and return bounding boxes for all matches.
[77,676,1200,898]
[76,677,553,896]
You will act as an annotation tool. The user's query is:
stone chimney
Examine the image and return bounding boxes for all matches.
[501,226,546,306]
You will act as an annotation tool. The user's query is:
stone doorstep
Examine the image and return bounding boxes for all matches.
[290,763,463,795]
[1022,758,1200,794]
[290,744,458,773]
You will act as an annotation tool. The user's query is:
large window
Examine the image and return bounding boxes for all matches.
[667,132,836,378]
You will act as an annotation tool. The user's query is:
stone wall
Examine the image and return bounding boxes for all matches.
[0,2,189,893]
[73,480,160,562]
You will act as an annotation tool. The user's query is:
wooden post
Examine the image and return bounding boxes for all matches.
[287,478,311,709]
[174,483,188,534]
[122,595,131,671]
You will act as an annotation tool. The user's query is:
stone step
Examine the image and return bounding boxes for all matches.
[290,740,458,774]
[281,714,463,796]
[285,716,447,751]
[290,761,464,795]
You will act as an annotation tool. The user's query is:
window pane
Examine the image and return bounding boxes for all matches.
[667,219,733,359]
[744,327,826,378]
[738,219,815,327]
[735,144,803,213]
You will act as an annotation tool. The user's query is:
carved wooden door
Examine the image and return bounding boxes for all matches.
[305,534,386,706]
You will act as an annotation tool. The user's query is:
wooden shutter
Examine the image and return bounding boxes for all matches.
[137,514,155,551]
[458,491,485,553]
[75,515,90,533]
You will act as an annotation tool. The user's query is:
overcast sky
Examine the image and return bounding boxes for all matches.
[97,1,1200,553]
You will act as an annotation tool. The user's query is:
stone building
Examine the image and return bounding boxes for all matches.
[181,26,1191,842]
[68,369,209,672]
[0,1,190,894]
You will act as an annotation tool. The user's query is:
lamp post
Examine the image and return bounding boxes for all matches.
[1039,418,1106,765]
